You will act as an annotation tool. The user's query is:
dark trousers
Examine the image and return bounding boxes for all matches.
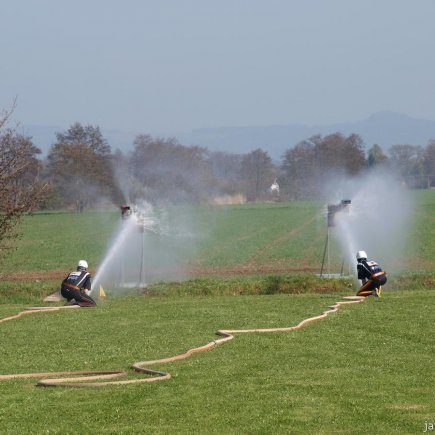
[61,285,96,307]
[357,273,387,297]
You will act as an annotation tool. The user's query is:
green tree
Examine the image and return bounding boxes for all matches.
[367,144,388,168]
[46,123,115,211]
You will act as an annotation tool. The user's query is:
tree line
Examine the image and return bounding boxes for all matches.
[41,123,435,206]
[3,110,435,243]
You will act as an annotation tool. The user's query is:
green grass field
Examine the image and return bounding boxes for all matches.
[2,191,435,278]
[1,191,435,433]
[0,292,433,434]
[0,201,326,275]
[0,209,119,273]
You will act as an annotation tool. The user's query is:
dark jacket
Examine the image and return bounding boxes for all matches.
[357,259,386,284]
[62,269,91,292]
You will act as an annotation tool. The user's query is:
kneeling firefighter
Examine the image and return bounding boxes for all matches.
[356,251,387,297]
[61,260,96,307]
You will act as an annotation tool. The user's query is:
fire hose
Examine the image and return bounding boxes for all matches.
[0,296,365,388]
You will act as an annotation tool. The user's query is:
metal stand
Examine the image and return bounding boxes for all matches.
[138,227,145,287]
[320,227,330,277]
[320,226,347,278]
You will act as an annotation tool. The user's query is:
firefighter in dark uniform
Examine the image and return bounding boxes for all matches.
[61,260,96,307]
[356,251,387,297]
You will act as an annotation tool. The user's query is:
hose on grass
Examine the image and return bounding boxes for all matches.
[0,296,365,388]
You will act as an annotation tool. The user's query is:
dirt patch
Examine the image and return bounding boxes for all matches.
[209,194,246,205]
[1,264,320,281]
[180,263,319,277]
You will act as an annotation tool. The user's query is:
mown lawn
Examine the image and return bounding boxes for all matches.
[1,193,435,433]
[0,290,433,434]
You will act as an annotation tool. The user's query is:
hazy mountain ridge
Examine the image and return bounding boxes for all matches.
[22,111,435,160]
[180,111,435,160]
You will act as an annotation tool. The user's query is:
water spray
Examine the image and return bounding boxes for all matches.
[90,204,156,294]
[320,170,413,284]
[91,200,191,296]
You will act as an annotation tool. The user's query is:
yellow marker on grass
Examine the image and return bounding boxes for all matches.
[99,285,106,299]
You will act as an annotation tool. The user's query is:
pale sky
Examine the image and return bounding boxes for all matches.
[1,0,434,135]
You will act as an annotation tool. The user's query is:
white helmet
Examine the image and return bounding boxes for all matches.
[356,251,367,261]
[77,259,88,270]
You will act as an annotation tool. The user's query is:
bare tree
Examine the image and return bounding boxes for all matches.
[315,132,366,177]
[389,144,424,187]
[0,106,48,248]
[423,140,435,188]
[281,137,319,199]
[55,122,111,156]
[241,148,275,201]
[208,151,245,195]
[129,135,214,204]
[281,133,366,198]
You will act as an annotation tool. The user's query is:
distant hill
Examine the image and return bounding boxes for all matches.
[22,111,435,160]
[179,112,435,160]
